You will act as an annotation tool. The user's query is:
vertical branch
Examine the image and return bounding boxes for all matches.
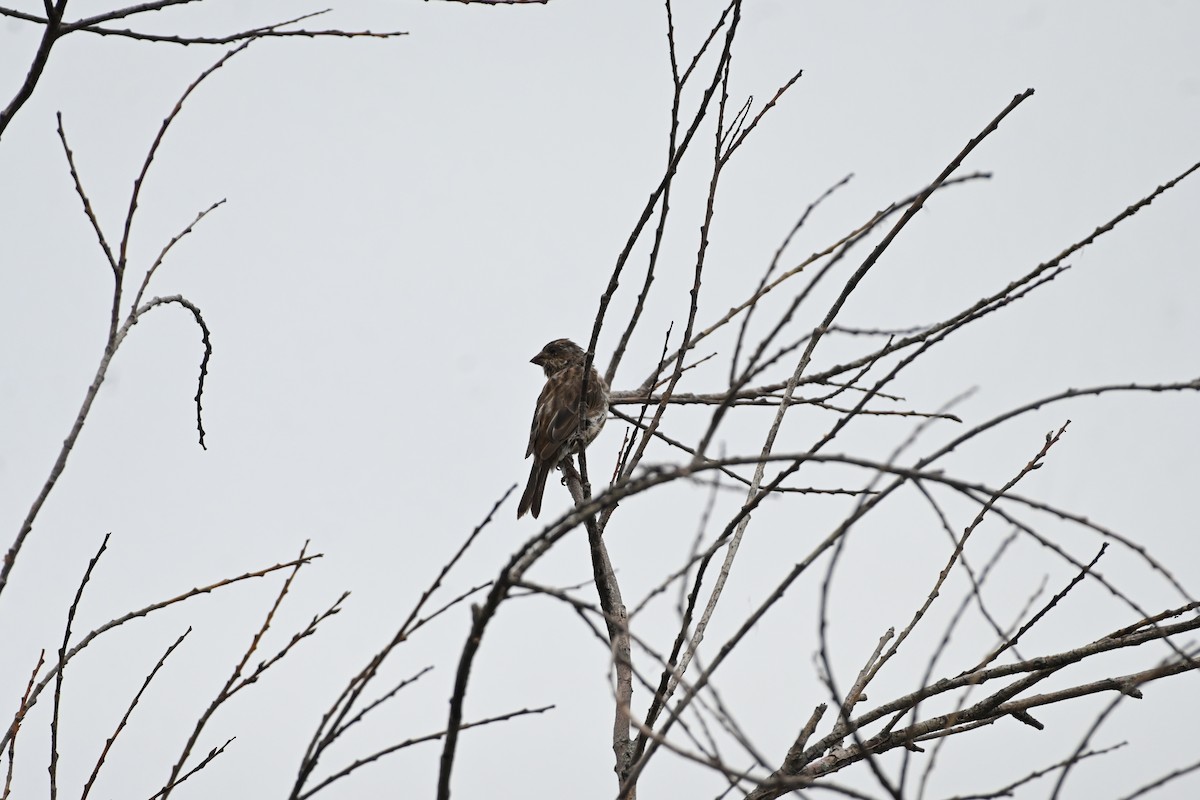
[115,40,252,330]
[560,462,635,783]
[436,492,595,799]
[49,533,110,800]
[4,651,45,800]
[604,0,683,388]
[608,0,743,493]
[596,0,741,385]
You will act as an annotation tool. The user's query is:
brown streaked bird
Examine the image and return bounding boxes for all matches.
[517,338,610,519]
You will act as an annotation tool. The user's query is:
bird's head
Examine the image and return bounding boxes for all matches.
[531,338,585,377]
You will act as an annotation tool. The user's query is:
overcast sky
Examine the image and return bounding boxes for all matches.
[2,1,1199,798]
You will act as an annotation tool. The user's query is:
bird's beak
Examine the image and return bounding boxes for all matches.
[531,353,545,366]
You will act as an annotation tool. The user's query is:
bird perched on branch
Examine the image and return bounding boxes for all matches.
[517,338,609,519]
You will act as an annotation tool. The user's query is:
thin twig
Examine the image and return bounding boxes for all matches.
[3,650,45,800]
[0,553,319,753]
[81,628,193,800]
[50,533,111,800]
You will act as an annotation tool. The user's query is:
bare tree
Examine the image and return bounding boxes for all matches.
[3,1,1198,799]
[431,3,1200,799]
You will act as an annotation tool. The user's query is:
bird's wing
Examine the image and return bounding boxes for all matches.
[527,366,583,462]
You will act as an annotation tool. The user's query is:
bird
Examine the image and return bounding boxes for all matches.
[517,338,609,519]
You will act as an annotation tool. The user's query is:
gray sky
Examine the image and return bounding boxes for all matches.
[2,1,1199,798]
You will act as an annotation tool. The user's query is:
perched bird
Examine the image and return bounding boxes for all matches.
[517,338,609,519]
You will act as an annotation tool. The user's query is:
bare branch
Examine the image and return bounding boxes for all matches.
[0,552,320,753]
[298,488,510,800]
[81,628,193,800]
[3,650,45,800]
[160,543,325,799]
[148,737,234,800]
[50,533,111,800]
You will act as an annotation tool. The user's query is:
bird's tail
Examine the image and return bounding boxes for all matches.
[517,462,550,519]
